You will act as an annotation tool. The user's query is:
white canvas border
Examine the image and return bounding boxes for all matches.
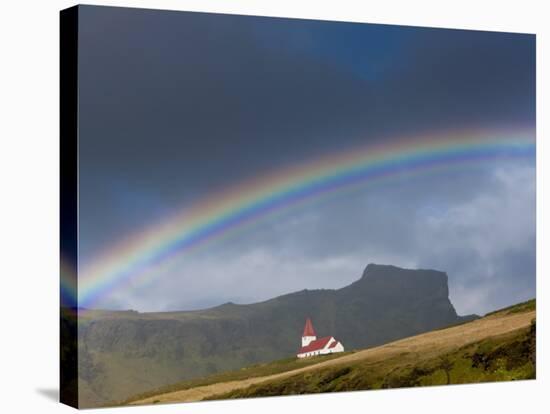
[0,1,546,413]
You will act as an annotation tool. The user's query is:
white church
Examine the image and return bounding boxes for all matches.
[296,317,345,358]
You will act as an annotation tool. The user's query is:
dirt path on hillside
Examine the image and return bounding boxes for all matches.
[131,310,535,405]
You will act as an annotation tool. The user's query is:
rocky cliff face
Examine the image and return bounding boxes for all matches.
[72,263,476,407]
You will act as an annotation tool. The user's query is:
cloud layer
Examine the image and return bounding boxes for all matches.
[101,160,535,316]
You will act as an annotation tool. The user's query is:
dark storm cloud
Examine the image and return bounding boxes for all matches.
[373,28,535,130]
[76,6,535,313]
[252,19,536,136]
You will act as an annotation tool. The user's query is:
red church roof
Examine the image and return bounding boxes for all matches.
[302,317,316,337]
[298,336,333,354]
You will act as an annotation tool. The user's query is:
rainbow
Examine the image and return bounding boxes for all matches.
[75,128,535,309]
[60,256,77,308]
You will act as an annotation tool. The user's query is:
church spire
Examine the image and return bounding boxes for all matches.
[303,317,316,337]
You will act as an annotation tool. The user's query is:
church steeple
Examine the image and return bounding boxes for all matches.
[302,317,317,347]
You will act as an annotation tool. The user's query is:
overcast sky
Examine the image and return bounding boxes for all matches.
[77,6,535,315]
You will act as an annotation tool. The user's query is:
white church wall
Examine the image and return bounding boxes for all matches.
[302,335,316,347]
[331,342,344,353]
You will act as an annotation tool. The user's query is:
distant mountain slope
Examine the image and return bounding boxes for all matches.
[71,263,477,407]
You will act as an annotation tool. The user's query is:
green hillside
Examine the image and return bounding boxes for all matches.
[207,303,535,400]
[484,298,535,317]
[117,351,352,405]
[124,298,534,406]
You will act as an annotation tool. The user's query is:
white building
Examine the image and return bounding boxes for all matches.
[296,317,345,358]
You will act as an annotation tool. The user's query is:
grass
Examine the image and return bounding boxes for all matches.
[120,351,353,405]
[123,298,536,405]
[206,318,536,400]
[484,299,536,317]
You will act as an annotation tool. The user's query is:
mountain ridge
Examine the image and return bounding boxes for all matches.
[70,263,478,407]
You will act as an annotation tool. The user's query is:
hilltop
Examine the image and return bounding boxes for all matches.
[71,264,477,407]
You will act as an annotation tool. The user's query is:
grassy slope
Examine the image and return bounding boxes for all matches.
[484,298,535,317]
[117,352,352,405]
[206,300,536,400]
[124,299,535,405]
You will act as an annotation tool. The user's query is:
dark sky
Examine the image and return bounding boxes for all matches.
[77,5,535,314]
